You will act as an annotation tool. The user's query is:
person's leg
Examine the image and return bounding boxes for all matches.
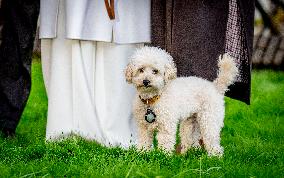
[41,40,52,95]
[71,40,106,144]
[0,0,39,136]
[42,0,106,143]
[43,0,74,140]
[95,42,143,148]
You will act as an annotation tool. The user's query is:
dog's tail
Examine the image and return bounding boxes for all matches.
[213,54,239,95]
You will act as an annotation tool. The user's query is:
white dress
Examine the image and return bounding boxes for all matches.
[40,0,149,148]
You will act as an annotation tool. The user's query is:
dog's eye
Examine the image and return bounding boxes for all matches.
[153,69,159,74]
[138,68,144,73]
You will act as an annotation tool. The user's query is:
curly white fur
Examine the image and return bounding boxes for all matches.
[125,46,238,156]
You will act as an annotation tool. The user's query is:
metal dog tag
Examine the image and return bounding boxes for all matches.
[145,108,156,123]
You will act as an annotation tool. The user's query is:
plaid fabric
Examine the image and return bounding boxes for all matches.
[225,0,250,83]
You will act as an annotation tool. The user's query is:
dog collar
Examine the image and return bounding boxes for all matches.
[139,95,160,105]
[139,95,160,123]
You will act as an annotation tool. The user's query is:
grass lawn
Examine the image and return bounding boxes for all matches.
[0,61,283,177]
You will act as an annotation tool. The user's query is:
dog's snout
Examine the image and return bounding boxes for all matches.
[143,80,151,86]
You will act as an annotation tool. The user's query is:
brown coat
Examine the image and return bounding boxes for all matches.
[151,0,255,104]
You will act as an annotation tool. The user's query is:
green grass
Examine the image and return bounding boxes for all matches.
[0,61,283,177]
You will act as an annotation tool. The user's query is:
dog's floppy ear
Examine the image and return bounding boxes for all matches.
[164,59,177,83]
[125,62,135,84]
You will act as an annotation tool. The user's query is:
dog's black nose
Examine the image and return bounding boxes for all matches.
[143,80,150,86]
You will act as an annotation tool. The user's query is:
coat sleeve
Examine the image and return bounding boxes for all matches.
[39,0,59,38]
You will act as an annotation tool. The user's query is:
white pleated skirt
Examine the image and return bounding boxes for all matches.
[41,0,142,147]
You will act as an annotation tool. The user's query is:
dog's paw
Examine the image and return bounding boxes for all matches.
[158,145,175,154]
[179,144,189,154]
[180,148,188,154]
[137,144,151,152]
[208,146,224,157]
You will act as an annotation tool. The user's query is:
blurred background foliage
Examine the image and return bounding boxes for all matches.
[254,0,284,69]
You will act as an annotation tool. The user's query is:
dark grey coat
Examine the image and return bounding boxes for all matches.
[151,0,255,104]
[0,0,39,134]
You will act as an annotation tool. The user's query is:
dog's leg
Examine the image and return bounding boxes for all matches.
[197,108,224,157]
[180,119,192,154]
[191,118,202,148]
[157,123,177,152]
[180,117,202,154]
[137,124,153,151]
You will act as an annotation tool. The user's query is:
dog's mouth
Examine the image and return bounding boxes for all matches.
[137,85,153,89]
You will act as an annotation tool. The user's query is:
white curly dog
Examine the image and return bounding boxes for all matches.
[125,46,238,156]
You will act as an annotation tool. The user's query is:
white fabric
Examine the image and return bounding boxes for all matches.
[41,0,141,147]
[40,0,151,44]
